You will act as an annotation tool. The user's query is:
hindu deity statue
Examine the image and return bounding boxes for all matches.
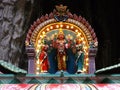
[39,45,49,73]
[75,38,84,73]
[55,29,67,70]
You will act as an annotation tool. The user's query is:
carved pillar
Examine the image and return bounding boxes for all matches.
[26,45,35,74]
[88,48,97,74]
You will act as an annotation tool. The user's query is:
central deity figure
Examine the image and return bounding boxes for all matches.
[55,29,67,70]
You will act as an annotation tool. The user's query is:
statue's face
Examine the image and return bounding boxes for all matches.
[42,45,48,51]
[58,34,64,40]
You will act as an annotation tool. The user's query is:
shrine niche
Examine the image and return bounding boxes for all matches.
[25,5,98,74]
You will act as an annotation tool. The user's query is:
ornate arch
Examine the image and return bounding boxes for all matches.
[25,5,98,74]
[26,14,97,46]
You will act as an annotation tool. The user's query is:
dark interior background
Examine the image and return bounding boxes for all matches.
[29,0,120,70]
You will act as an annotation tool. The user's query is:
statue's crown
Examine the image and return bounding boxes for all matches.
[58,28,64,35]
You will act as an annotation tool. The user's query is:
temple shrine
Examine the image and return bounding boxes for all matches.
[25,4,98,75]
[0,4,120,90]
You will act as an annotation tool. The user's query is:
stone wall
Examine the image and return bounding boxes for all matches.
[0,0,34,68]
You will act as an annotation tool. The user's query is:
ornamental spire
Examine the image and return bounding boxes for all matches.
[55,4,68,16]
[54,4,69,21]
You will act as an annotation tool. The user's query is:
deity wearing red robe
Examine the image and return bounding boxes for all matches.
[39,45,49,73]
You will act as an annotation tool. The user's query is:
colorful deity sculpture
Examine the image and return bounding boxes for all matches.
[75,38,84,73]
[39,45,49,73]
[55,29,67,70]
